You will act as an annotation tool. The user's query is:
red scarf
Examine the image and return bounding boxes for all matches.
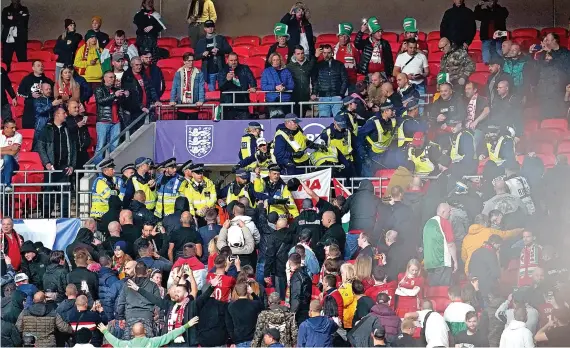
[108,86,119,123]
[168,297,190,335]
[134,73,148,107]
[518,243,542,287]
[1,231,22,271]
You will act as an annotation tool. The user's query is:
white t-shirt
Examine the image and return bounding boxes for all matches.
[417,310,449,348]
[394,52,429,84]
[0,131,22,160]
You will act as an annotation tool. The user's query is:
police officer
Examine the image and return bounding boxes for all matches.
[234,121,263,172]
[122,157,157,210]
[397,99,428,148]
[480,125,516,168]
[336,95,362,136]
[316,113,355,178]
[183,163,217,227]
[407,132,443,175]
[253,163,299,218]
[118,163,136,201]
[290,198,322,249]
[273,113,325,175]
[219,169,259,211]
[90,159,120,219]
[357,100,398,176]
[154,157,184,219]
[254,138,272,177]
[177,159,194,191]
[448,122,478,179]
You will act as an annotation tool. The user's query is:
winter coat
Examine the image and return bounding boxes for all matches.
[105,278,126,320]
[341,179,384,233]
[286,56,315,103]
[116,276,159,320]
[261,66,294,102]
[195,34,233,76]
[56,298,76,322]
[264,228,295,278]
[65,116,91,154]
[42,263,68,301]
[474,4,509,41]
[130,200,159,230]
[94,84,127,123]
[98,195,123,239]
[354,31,394,76]
[144,64,166,99]
[1,319,21,347]
[251,305,298,347]
[440,3,477,46]
[290,266,312,317]
[20,241,49,289]
[97,267,119,319]
[120,68,159,114]
[313,59,348,97]
[385,201,416,244]
[162,196,189,235]
[280,13,315,57]
[1,290,27,324]
[33,96,54,121]
[290,209,322,249]
[15,302,73,347]
[369,303,401,340]
[218,64,257,104]
[297,316,338,347]
[440,46,476,83]
[37,121,77,170]
[462,224,521,271]
[65,228,100,269]
[54,31,83,66]
[499,320,534,348]
[66,266,99,300]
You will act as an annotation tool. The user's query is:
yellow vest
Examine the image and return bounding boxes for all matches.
[132,176,157,210]
[450,131,476,163]
[90,176,119,218]
[274,129,309,164]
[347,112,358,136]
[154,175,184,218]
[408,146,435,175]
[326,128,353,161]
[310,147,339,166]
[183,177,217,217]
[253,178,299,218]
[227,182,254,207]
[255,151,271,177]
[486,136,508,166]
[240,134,257,170]
[366,118,397,154]
[397,116,416,147]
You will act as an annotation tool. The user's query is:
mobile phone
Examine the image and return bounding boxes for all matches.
[534,44,542,51]
[82,115,88,123]
[228,255,236,263]
[497,31,508,38]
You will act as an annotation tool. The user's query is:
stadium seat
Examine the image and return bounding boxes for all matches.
[18,151,42,166]
[427,40,440,53]
[27,40,42,51]
[179,37,191,47]
[382,32,399,43]
[540,27,567,37]
[316,34,337,44]
[425,286,449,298]
[169,47,193,58]
[427,31,441,41]
[17,129,34,152]
[43,61,56,70]
[469,71,489,86]
[557,140,570,154]
[537,153,556,169]
[242,56,265,69]
[250,66,263,79]
[474,30,481,41]
[157,37,179,49]
[8,71,28,85]
[534,141,555,155]
[540,119,568,132]
[157,58,181,70]
[232,46,251,58]
[469,40,482,50]
[428,297,451,314]
[428,51,443,63]
[524,119,539,136]
[512,36,540,51]
[234,35,260,47]
[10,62,32,73]
[468,49,482,63]
[42,39,57,50]
[475,62,488,72]
[161,67,176,82]
[27,51,52,62]
[261,34,275,45]
[512,28,539,38]
[205,91,220,101]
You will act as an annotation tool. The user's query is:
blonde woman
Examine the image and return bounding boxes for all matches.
[54,66,80,102]
[355,255,374,291]
[261,52,294,116]
[74,31,103,89]
[395,258,424,318]
[207,236,219,270]
[338,263,357,329]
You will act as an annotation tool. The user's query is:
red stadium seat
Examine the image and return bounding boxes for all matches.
[428,51,443,63]
[250,66,263,79]
[425,286,449,298]
[557,140,570,154]
[427,31,441,41]
[382,32,399,43]
[27,40,42,51]
[474,30,481,41]
[512,36,540,51]
[524,119,539,136]
[469,71,489,86]
[540,119,568,132]
[161,68,176,82]
[10,62,31,73]
[179,37,191,47]
[468,49,482,63]
[157,37,179,49]
[169,47,193,58]
[261,35,275,45]
[44,69,55,81]
[469,40,482,50]
[18,151,42,167]
[42,40,57,50]
[428,297,451,314]
[316,34,337,44]
[233,36,260,47]
[427,40,440,53]
[534,141,555,155]
[157,58,181,70]
[242,56,265,69]
[205,91,220,101]
[8,71,28,85]
[27,51,52,62]
[537,153,556,169]
[475,62,488,72]
[17,129,34,152]
[232,46,251,58]
[540,27,567,37]
[512,28,539,38]
[250,46,268,59]
[43,61,56,71]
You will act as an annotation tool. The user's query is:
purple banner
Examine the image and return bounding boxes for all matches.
[154,119,334,165]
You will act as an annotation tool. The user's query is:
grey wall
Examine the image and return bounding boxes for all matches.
[109,122,156,170]
[23,0,569,41]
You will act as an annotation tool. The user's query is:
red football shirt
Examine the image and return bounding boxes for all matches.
[206,273,236,302]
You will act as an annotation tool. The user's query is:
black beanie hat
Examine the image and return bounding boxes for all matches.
[64,19,75,28]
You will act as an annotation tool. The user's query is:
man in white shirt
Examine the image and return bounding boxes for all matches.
[393,38,429,96]
[0,118,22,192]
[404,300,450,348]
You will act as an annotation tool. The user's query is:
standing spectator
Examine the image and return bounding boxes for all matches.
[280,2,314,58]
[0,118,22,192]
[70,68,93,106]
[195,20,232,92]
[54,20,83,81]
[495,290,539,335]
[503,43,535,100]
[195,277,230,347]
[187,0,217,49]
[216,219,255,267]
[464,82,490,142]
[100,30,139,73]
[355,17,394,80]
[1,0,29,70]
[261,53,294,117]
[399,18,429,55]
[42,251,68,302]
[65,100,91,171]
[488,82,523,139]
[15,291,72,347]
[94,71,127,164]
[311,44,348,118]
[267,23,292,66]
[121,57,161,129]
[487,56,514,104]
[198,208,221,263]
[395,259,423,317]
[391,318,419,347]
[518,230,542,287]
[287,45,315,114]
[97,256,119,318]
[264,219,294,300]
[288,252,312,325]
[20,241,49,289]
[134,0,165,54]
[320,211,346,257]
[368,292,400,341]
[140,48,165,100]
[54,66,80,102]
[66,251,99,299]
[68,295,108,346]
[218,52,257,120]
[443,285,476,335]
[297,300,338,347]
[168,212,203,262]
[351,280,375,324]
[404,301,450,348]
[1,217,23,271]
[440,0,476,48]
[226,282,264,347]
[1,67,17,120]
[334,22,359,90]
[454,310,490,347]
[439,37,476,89]
[17,60,54,129]
[475,0,509,63]
[32,83,57,150]
[534,308,570,346]
[341,179,384,242]
[367,72,384,107]
[394,39,429,96]
[74,32,103,90]
[423,203,458,286]
[499,307,535,348]
[169,52,206,120]
[252,292,297,347]
[88,16,109,48]
[467,234,503,296]
[536,33,570,118]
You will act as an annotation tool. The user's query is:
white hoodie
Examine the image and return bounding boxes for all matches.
[499,320,535,348]
[231,215,260,244]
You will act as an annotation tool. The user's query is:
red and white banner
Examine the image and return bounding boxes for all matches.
[283,169,331,209]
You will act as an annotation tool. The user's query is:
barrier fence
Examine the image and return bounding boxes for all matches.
[0,183,71,219]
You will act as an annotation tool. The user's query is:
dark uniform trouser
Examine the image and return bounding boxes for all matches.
[2,40,27,70]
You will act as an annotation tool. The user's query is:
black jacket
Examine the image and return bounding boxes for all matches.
[354,31,394,77]
[440,3,477,46]
[143,64,166,99]
[195,34,233,77]
[218,64,256,104]
[384,201,416,244]
[197,296,229,347]
[341,179,386,237]
[18,73,54,129]
[54,31,83,66]
[37,121,77,170]
[280,13,315,57]
[1,67,16,106]
[66,266,99,300]
[1,319,21,348]
[65,115,91,153]
[226,295,264,344]
[289,266,312,316]
[474,3,509,41]
[120,68,159,114]
[42,263,68,301]
[287,56,316,103]
[256,205,276,260]
[130,200,158,231]
[20,241,49,290]
[313,59,348,97]
[1,290,26,324]
[319,223,346,256]
[290,209,322,249]
[468,244,500,295]
[133,9,163,38]
[65,228,101,269]
[162,196,189,235]
[1,4,29,43]
[98,195,123,239]
[94,84,127,123]
[264,227,294,278]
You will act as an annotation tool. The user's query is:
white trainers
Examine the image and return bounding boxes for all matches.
[4,186,12,193]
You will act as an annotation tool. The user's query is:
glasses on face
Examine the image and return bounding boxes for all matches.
[438,44,448,50]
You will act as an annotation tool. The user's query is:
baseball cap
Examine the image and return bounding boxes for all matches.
[114,241,127,252]
[284,113,301,123]
[342,95,356,105]
[263,328,281,342]
[204,20,215,28]
[256,137,267,147]
[15,273,28,283]
[411,132,424,147]
[112,52,126,62]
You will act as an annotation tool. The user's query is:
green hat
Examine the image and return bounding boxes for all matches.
[437,72,450,85]
[85,30,97,41]
[337,22,353,36]
[273,23,290,39]
[403,17,418,33]
[367,17,382,34]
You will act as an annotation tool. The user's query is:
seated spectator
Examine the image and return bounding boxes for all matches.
[218,52,257,120]
[454,310,490,347]
[443,285,476,335]
[297,300,338,347]
[169,52,205,120]
[266,23,292,67]
[354,17,394,81]
[53,19,83,81]
[499,307,534,348]
[195,20,232,91]
[140,48,165,99]
[431,82,466,131]
[54,66,80,102]
[394,39,429,96]
[311,44,348,118]
[487,56,514,103]
[74,31,103,90]
[261,52,294,117]
[0,118,22,192]
[100,30,139,73]
[391,318,419,347]
[438,37,476,90]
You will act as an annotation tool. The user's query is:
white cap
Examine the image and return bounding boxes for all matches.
[15,273,28,283]
[256,138,267,147]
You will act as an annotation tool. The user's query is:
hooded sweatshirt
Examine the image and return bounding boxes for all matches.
[66,228,100,269]
[462,224,521,272]
[499,320,534,348]
[341,179,384,232]
[163,196,189,235]
[297,316,338,347]
[1,290,26,323]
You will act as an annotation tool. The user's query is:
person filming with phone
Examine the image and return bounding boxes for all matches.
[474,0,510,64]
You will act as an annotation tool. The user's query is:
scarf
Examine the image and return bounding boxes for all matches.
[167,297,190,343]
[334,42,353,58]
[518,243,541,287]
[370,39,383,63]
[466,94,478,128]
[106,40,127,55]
[79,44,100,75]
[178,67,199,103]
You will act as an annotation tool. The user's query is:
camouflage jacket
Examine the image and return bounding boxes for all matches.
[251,305,298,347]
[440,47,476,82]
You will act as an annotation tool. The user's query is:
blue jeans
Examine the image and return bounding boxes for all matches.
[1,155,19,186]
[207,73,217,92]
[255,259,265,284]
[414,82,427,115]
[482,39,503,64]
[318,96,342,117]
[93,122,121,164]
[345,233,359,260]
[236,341,252,347]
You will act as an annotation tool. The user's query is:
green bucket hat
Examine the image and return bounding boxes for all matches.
[403,17,418,33]
[437,72,451,85]
[337,22,353,36]
[273,23,290,39]
[367,17,382,34]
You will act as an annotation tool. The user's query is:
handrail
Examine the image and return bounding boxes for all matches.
[221,90,293,104]
[5,182,70,187]
[157,103,218,120]
[220,102,295,120]
[84,111,150,167]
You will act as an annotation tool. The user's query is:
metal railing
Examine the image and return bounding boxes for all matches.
[73,169,101,219]
[221,90,292,104]
[12,170,63,183]
[1,183,71,219]
[220,102,295,120]
[298,100,344,117]
[335,176,386,197]
[157,103,218,120]
[296,165,345,174]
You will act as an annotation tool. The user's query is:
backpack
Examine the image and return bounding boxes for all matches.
[227,224,245,248]
[420,310,434,347]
